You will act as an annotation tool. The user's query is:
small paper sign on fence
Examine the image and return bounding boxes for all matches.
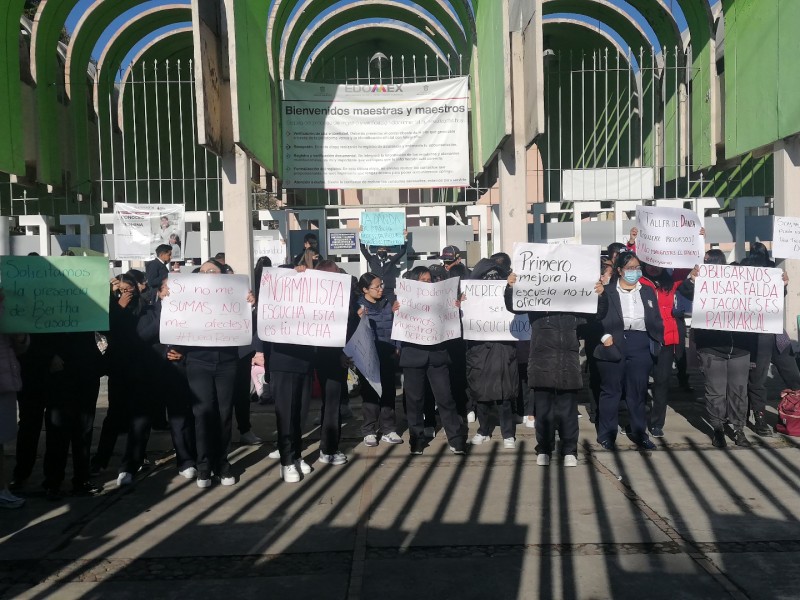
[391,277,460,345]
[257,267,352,347]
[772,216,800,260]
[511,243,600,314]
[691,264,784,334]
[160,274,253,346]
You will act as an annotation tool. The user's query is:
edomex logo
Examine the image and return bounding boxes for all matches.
[344,83,404,93]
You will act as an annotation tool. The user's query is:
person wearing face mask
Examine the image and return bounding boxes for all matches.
[360,230,408,301]
[594,252,663,451]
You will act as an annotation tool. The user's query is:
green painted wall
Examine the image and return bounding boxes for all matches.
[0,1,26,176]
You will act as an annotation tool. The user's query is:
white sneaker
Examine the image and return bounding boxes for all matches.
[524,416,536,429]
[281,464,301,483]
[239,431,262,445]
[220,474,236,486]
[268,449,281,459]
[470,433,490,445]
[536,454,551,466]
[467,411,476,423]
[196,472,212,488]
[179,467,197,479]
[381,432,404,445]
[319,452,347,465]
[0,489,24,509]
[299,459,312,474]
[364,434,378,447]
[503,437,516,449]
[116,472,133,487]
[424,426,436,438]
[563,455,578,467]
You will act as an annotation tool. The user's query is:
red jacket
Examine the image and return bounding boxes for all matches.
[640,270,689,347]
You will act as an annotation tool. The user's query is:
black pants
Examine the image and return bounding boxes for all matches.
[748,334,800,414]
[43,376,100,489]
[517,367,535,417]
[92,375,130,469]
[476,400,515,439]
[272,370,311,466]
[533,388,579,456]
[404,363,465,449]
[446,340,469,417]
[233,353,254,434]
[162,361,196,471]
[597,331,652,444]
[13,383,47,483]
[186,357,237,474]
[700,351,749,430]
[360,349,397,436]
[651,344,680,430]
[118,396,153,475]
[316,362,345,456]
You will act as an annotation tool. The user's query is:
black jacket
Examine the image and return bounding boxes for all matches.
[466,341,518,401]
[596,281,664,354]
[145,258,169,290]
[360,244,407,291]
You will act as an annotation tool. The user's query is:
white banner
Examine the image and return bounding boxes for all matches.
[391,277,461,345]
[691,264,784,334]
[635,205,704,269]
[562,168,654,201]
[160,274,252,346]
[460,281,531,341]
[344,317,382,397]
[114,204,185,260]
[772,216,800,259]
[257,267,351,347]
[511,243,600,313]
[282,78,469,189]
[253,237,286,266]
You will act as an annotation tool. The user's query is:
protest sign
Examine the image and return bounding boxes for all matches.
[344,316,382,396]
[282,77,469,189]
[0,256,110,333]
[360,212,405,246]
[460,281,531,341]
[257,268,351,347]
[160,274,252,346]
[635,205,703,269]
[391,277,460,345]
[114,204,185,260]
[691,264,784,334]
[253,237,286,266]
[772,216,800,259]
[511,243,600,313]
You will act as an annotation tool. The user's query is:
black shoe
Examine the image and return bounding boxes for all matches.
[45,487,64,502]
[711,428,727,448]
[637,438,657,450]
[8,479,24,491]
[733,429,752,448]
[72,481,102,496]
[650,427,665,438]
[753,412,773,437]
[598,439,616,451]
[410,440,425,455]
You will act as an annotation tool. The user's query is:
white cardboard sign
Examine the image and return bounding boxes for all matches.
[772,216,800,259]
[391,277,461,345]
[691,264,784,334]
[460,281,531,341]
[257,268,351,347]
[635,205,704,268]
[114,203,185,260]
[160,274,252,346]
[511,243,600,313]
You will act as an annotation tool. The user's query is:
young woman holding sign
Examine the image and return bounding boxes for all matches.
[594,252,664,451]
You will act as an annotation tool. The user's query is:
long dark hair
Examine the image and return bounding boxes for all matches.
[704,249,727,265]
[611,251,639,281]
[358,272,380,294]
[117,273,144,316]
[404,266,431,281]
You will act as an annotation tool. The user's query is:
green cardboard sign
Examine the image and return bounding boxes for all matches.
[0,256,110,333]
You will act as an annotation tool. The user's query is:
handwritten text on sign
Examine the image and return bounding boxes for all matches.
[391,277,460,345]
[691,265,784,334]
[772,216,800,260]
[512,243,600,314]
[461,281,531,341]
[635,206,703,269]
[360,212,405,246]
[257,268,351,347]
[0,256,110,333]
[160,274,252,346]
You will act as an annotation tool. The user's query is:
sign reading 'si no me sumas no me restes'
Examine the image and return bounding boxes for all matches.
[0,256,110,333]
[159,274,253,346]
[691,264,784,334]
[511,243,600,314]
[635,206,704,269]
[257,268,352,347]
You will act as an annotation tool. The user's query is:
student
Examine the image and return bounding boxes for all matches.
[293,233,322,266]
[359,230,408,300]
[595,252,663,451]
[393,266,467,455]
[357,273,403,447]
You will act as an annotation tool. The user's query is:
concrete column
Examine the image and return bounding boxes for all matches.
[185,211,211,263]
[465,204,489,259]
[18,215,54,256]
[0,217,14,255]
[773,137,800,339]
[220,147,254,280]
[60,214,95,250]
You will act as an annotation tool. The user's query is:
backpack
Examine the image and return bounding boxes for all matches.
[776,390,800,437]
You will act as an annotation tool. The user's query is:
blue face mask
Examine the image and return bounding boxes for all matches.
[623,269,642,284]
